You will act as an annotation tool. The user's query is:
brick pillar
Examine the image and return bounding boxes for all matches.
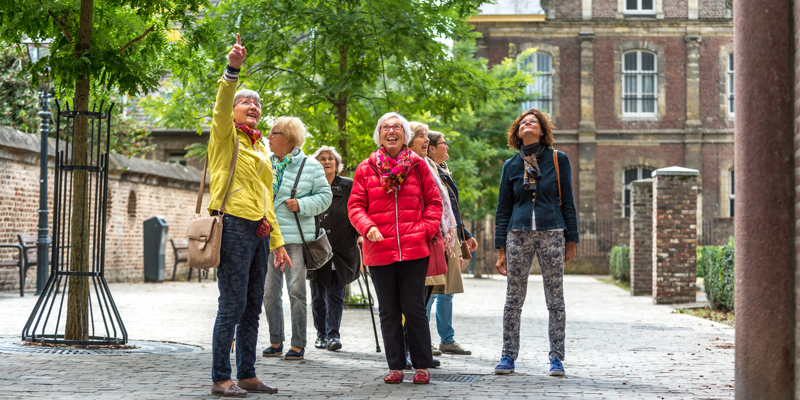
[651,167,698,304]
[629,179,653,296]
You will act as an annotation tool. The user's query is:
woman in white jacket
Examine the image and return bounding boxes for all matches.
[262,117,332,360]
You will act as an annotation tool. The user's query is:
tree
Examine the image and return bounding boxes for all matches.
[143,0,524,169]
[0,45,41,133]
[0,0,204,341]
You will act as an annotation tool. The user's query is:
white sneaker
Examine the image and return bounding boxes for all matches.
[431,345,442,356]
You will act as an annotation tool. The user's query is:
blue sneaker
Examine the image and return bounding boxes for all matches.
[549,357,565,376]
[494,356,515,374]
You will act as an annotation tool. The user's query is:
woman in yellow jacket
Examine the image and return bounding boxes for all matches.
[209,34,292,397]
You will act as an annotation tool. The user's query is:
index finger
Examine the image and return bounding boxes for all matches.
[236,33,241,45]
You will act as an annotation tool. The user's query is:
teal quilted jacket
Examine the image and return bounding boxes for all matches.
[272,148,332,245]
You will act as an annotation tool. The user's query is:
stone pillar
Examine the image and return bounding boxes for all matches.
[629,179,653,296]
[735,0,795,397]
[582,0,592,19]
[684,34,703,239]
[578,32,597,240]
[651,167,698,304]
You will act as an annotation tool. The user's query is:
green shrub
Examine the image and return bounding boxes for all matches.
[705,236,735,312]
[609,245,631,282]
[696,245,704,278]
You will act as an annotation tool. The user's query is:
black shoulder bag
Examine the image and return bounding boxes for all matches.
[291,158,333,271]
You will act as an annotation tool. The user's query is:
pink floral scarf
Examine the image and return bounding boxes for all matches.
[376,146,412,193]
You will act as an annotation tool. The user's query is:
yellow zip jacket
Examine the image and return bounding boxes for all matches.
[207,79,284,249]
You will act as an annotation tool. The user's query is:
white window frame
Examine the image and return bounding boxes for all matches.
[622,166,654,218]
[520,52,553,114]
[727,53,734,117]
[728,168,735,217]
[622,50,658,117]
[625,0,656,14]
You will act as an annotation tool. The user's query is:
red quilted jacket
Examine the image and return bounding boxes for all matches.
[348,150,443,267]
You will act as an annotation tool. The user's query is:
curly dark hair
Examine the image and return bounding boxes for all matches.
[506,108,555,150]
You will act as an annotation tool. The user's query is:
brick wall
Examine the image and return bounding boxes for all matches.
[630,178,653,295]
[555,0,583,19]
[698,0,726,19]
[593,0,618,19]
[652,169,698,304]
[0,127,207,292]
[663,0,688,18]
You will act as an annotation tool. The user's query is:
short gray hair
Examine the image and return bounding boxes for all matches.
[427,130,444,147]
[233,89,261,110]
[311,146,344,173]
[372,112,413,147]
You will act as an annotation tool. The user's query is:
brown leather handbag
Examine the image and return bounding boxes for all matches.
[186,136,239,269]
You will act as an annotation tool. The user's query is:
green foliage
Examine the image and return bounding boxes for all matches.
[609,245,631,283]
[704,236,735,312]
[0,45,41,133]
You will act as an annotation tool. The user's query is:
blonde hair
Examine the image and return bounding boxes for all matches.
[272,116,307,148]
[408,122,429,145]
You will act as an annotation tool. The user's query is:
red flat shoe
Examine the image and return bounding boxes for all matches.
[383,370,404,384]
[413,370,430,384]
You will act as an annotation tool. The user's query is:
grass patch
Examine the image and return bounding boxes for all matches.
[597,277,630,293]
[675,306,734,327]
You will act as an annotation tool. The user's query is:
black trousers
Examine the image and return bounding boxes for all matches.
[310,272,346,340]
[369,257,433,370]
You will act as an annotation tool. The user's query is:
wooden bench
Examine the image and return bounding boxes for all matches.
[0,244,24,296]
[171,238,207,282]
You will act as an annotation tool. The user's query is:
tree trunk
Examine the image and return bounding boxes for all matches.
[336,42,349,170]
[65,0,92,342]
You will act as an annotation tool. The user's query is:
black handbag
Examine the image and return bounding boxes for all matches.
[291,158,333,271]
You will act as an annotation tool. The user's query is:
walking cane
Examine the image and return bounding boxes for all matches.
[358,240,381,353]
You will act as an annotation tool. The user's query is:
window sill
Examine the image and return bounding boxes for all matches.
[621,115,659,122]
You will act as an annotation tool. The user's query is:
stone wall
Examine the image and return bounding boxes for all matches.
[0,126,208,292]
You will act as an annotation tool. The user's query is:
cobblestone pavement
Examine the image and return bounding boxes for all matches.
[0,275,734,399]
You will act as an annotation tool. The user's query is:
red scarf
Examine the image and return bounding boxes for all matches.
[235,123,262,145]
[376,146,412,193]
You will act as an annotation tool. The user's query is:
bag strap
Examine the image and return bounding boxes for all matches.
[553,149,562,208]
[291,158,310,244]
[195,133,240,215]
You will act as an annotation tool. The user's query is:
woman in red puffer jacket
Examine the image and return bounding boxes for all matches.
[348,111,443,385]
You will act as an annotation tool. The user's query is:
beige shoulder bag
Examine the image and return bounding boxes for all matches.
[186,135,239,269]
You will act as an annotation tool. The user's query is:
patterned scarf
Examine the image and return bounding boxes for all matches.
[426,157,458,256]
[271,152,294,195]
[376,146,412,193]
[520,142,546,201]
[235,123,262,145]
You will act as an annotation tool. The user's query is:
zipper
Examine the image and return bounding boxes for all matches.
[229,186,245,196]
[395,191,402,261]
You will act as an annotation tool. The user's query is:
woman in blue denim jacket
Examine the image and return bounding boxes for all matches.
[493,108,579,377]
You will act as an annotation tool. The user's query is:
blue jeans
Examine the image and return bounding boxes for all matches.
[425,293,455,344]
[311,272,346,340]
[263,243,308,348]
[211,215,269,383]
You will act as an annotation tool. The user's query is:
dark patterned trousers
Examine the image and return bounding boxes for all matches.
[502,229,565,361]
[211,215,269,383]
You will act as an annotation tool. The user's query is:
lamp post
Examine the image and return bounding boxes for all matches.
[23,37,52,296]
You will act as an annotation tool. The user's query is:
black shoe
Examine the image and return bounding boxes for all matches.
[432,358,441,368]
[327,338,342,351]
[314,337,327,349]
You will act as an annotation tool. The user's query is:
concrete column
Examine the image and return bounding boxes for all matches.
[651,167,698,304]
[630,179,653,296]
[734,0,795,397]
[578,32,597,238]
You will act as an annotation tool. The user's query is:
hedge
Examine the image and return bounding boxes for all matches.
[609,245,630,282]
[703,236,735,311]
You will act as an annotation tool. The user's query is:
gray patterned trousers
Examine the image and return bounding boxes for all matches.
[502,229,565,361]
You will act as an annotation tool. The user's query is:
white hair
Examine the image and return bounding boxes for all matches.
[311,146,344,173]
[233,89,261,109]
[372,112,413,147]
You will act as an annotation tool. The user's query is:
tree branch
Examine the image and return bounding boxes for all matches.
[119,25,155,53]
[47,10,76,51]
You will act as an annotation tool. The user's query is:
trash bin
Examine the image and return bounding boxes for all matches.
[143,216,169,282]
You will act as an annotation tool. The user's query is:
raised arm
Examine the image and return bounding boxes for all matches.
[211,33,247,141]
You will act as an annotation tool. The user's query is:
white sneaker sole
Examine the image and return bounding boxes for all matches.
[494,368,514,374]
[549,370,565,376]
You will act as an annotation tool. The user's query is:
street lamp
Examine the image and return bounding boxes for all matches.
[22,36,52,296]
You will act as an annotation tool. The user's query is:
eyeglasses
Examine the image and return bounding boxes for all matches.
[380,124,403,133]
[433,140,447,147]
[268,131,282,137]
[520,118,539,127]
[236,99,261,109]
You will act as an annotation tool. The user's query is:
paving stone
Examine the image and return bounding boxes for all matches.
[0,275,733,399]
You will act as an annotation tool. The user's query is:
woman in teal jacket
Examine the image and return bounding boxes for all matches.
[493,108,578,377]
[262,116,332,360]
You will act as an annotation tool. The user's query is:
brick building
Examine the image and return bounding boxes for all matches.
[470,0,734,252]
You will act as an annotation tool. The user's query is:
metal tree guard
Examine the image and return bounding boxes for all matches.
[22,99,127,345]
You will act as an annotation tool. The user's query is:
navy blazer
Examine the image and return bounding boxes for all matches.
[494,150,579,248]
